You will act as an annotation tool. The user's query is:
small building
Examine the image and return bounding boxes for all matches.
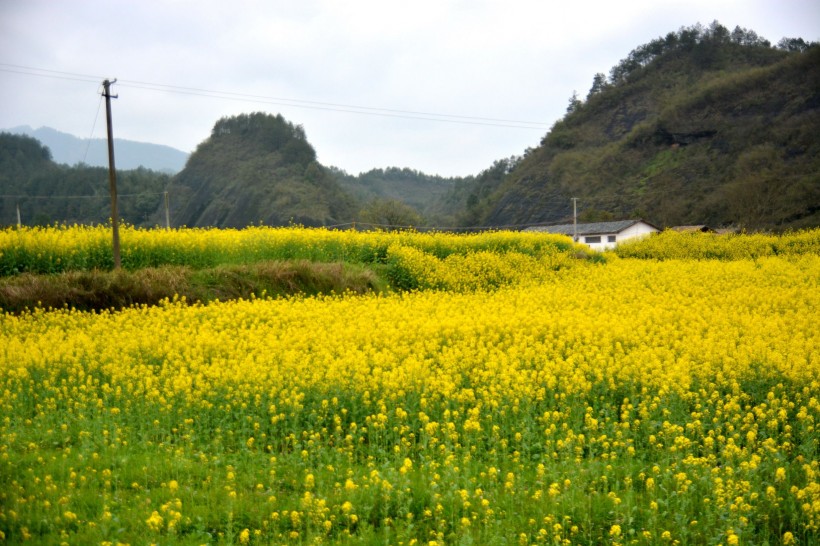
[670,225,713,233]
[526,219,660,250]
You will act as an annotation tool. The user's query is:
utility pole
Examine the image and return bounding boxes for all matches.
[102,79,121,269]
[16,203,21,228]
[164,191,171,229]
[571,197,579,242]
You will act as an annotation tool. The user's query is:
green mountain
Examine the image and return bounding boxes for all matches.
[429,157,522,228]
[0,132,170,227]
[168,113,357,228]
[478,23,820,231]
[329,166,459,222]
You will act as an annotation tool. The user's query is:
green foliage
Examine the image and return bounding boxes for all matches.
[330,166,461,225]
[0,132,52,176]
[777,36,818,52]
[482,23,820,231]
[0,133,172,227]
[431,157,522,227]
[586,73,608,100]
[566,90,582,114]
[211,112,313,160]
[358,198,423,229]
[171,112,356,228]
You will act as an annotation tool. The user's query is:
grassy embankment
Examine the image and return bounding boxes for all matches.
[0,261,383,313]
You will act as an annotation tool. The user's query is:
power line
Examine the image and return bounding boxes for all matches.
[0,62,551,130]
[1,192,166,199]
[82,94,104,164]
[116,79,550,128]
[0,64,100,84]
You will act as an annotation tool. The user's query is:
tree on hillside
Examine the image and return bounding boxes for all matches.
[566,91,582,114]
[0,132,53,179]
[210,112,317,164]
[359,198,422,229]
[730,26,770,47]
[777,37,817,52]
[587,73,608,100]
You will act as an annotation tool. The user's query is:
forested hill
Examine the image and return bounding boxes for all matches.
[168,113,357,228]
[479,23,820,231]
[169,113,470,228]
[0,132,170,227]
[329,166,458,223]
[1,117,459,229]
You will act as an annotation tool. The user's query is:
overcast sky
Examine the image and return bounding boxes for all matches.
[1,0,818,177]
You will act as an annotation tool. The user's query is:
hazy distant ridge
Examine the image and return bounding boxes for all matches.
[6,126,189,173]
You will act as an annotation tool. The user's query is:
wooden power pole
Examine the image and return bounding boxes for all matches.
[571,197,579,242]
[102,79,121,269]
[164,191,171,229]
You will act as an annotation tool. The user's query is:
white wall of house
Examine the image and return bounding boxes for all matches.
[617,222,658,245]
[580,233,619,251]
[580,222,658,250]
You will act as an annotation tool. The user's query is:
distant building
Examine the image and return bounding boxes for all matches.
[670,225,713,233]
[526,219,660,250]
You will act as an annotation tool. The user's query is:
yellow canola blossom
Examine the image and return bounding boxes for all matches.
[615,228,820,260]
[0,224,584,275]
[6,257,814,411]
[0,244,818,544]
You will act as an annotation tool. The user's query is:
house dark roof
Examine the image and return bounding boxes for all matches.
[525,219,658,236]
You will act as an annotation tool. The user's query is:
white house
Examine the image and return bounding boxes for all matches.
[526,219,660,251]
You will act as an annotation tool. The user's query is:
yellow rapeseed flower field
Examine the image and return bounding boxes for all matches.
[0,226,818,545]
[0,224,585,275]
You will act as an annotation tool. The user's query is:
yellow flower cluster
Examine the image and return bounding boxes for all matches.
[0,224,585,275]
[0,228,818,544]
[385,243,579,291]
[615,228,820,260]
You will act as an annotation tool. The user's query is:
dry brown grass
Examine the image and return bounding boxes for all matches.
[0,261,385,313]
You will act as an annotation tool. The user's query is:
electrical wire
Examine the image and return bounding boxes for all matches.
[1,193,167,199]
[0,62,551,130]
[0,64,100,84]
[81,94,104,164]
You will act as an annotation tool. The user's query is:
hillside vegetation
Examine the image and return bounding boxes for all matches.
[0,128,461,229]
[330,166,460,225]
[169,113,357,227]
[0,132,170,227]
[482,23,820,231]
[2,23,818,231]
